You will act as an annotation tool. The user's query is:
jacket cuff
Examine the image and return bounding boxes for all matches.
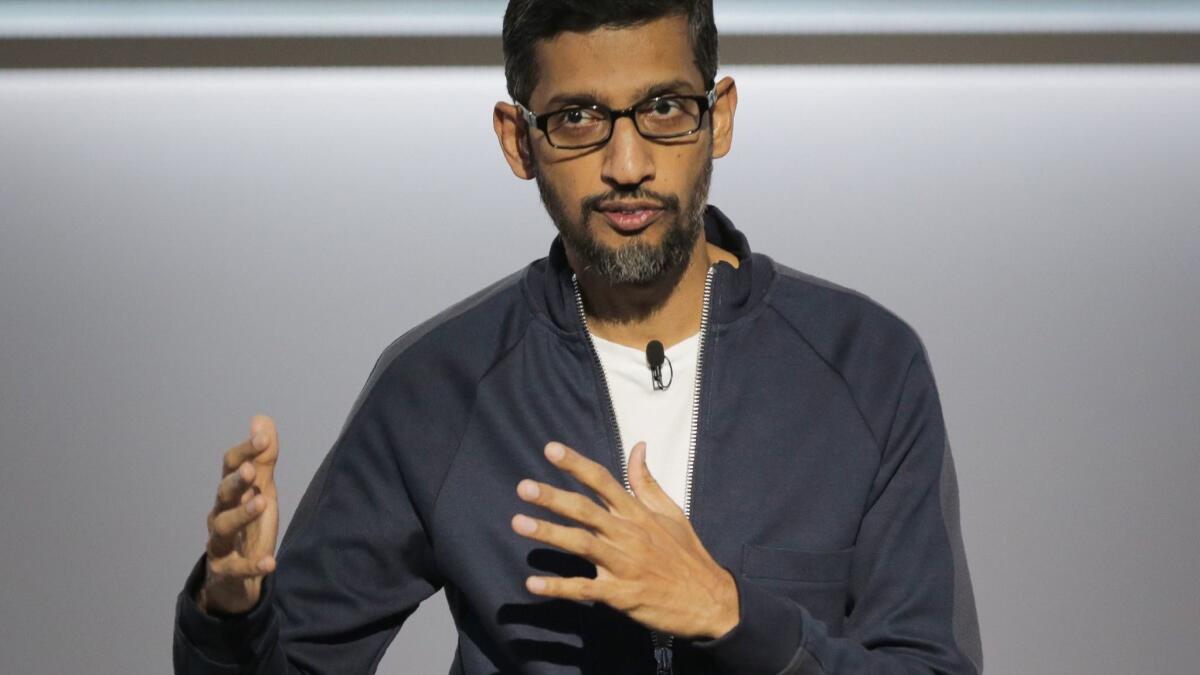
[688,568,805,674]
[175,553,278,665]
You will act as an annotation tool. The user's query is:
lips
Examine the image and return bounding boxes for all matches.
[596,202,665,233]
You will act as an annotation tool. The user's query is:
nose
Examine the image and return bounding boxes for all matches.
[601,116,655,188]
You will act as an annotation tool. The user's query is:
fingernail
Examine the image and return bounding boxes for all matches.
[527,576,546,592]
[545,443,565,461]
[513,514,536,534]
[258,558,272,572]
[246,498,259,515]
[518,480,540,500]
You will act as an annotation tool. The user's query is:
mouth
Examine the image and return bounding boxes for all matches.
[595,202,666,234]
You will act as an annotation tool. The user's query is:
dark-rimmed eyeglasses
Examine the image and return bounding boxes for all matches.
[516,88,718,150]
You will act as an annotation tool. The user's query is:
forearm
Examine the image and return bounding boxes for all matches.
[174,554,295,675]
[690,575,978,675]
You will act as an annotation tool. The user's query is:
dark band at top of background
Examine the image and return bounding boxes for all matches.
[1,32,1199,68]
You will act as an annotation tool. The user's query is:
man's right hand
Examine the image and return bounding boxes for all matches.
[197,414,281,616]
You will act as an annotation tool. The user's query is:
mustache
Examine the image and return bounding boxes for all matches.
[581,189,679,214]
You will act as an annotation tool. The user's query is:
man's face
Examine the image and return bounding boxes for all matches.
[526,14,714,286]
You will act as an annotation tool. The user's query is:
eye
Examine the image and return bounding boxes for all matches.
[558,108,603,126]
[649,98,683,117]
[643,97,691,118]
[545,106,608,144]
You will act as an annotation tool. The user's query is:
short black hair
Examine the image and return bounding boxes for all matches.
[502,0,718,106]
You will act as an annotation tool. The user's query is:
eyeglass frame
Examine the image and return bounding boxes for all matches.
[515,87,719,150]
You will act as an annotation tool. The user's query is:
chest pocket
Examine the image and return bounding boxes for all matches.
[739,543,855,636]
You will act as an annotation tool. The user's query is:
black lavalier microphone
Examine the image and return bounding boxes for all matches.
[645,340,673,391]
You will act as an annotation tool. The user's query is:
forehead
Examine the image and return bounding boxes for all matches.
[529,14,703,107]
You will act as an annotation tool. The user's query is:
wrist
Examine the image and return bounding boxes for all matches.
[703,566,740,639]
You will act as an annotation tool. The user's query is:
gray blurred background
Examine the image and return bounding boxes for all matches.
[1,2,1198,673]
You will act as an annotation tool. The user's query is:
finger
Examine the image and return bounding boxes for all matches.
[525,574,610,604]
[208,494,268,548]
[215,462,256,509]
[206,500,263,558]
[511,513,635,576]
[222,435,269,476]
[543,442,642,518]
[627,442,685,518]
[249,413,274,439]
[247,413,279,466]
[516,478,628,537]
[240,485,259,505]
[208,552,276,579]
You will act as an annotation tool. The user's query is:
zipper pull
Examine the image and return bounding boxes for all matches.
[654,644,674,675]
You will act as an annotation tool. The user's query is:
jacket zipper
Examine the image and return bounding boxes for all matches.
[571,265,717,675]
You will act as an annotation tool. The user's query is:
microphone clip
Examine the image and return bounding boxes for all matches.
[645,340,674,391]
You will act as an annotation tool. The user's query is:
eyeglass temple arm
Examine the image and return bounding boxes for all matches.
[514,101,538,130]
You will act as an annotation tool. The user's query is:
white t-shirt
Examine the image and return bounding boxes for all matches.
[589,330,700,512]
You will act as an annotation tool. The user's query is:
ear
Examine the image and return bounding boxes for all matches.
[493,101,538,180]
[710,76,738,160]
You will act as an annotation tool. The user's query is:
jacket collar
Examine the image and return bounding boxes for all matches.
[524,204,774,336]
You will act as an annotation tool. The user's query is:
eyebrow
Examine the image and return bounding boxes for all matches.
[543,79,699,110]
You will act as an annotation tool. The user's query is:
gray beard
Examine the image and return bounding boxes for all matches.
[535,157,713,286]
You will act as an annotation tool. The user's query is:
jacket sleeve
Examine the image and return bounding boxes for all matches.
[688,353,983,674]
[173,359,445,674]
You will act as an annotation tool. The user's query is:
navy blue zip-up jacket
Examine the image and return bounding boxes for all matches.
[174,205,982,674]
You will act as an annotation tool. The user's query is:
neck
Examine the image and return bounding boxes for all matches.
[568,235,739,351]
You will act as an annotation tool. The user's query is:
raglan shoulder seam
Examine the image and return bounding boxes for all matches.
[766,260,925,455]
[350,266,529,425]
[428,316,535,548]
[765,302,882,452]
[277,267,529,560]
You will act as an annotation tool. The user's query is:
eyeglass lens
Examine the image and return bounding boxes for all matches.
[545,97,704,148]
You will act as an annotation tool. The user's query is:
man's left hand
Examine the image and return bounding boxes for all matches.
[512,440,740,641]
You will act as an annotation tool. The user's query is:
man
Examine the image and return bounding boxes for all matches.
[174,1,982,673]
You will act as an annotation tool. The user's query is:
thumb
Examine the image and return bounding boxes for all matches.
[628,442,684,517]
[249,413,280,474]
